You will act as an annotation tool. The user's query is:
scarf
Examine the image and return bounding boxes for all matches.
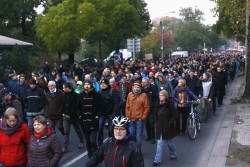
[34,127,46,139]
[0,118,22,135]
[34,126,53,139]
[84,87,93,94]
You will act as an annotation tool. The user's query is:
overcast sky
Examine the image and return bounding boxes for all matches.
[144,0,218,25]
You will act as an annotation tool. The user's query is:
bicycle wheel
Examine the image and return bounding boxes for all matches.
[196,117,201,132]
[186,115,197,140]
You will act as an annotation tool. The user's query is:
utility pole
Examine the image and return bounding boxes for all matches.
[244,0,250,98]
[160,18,164,61]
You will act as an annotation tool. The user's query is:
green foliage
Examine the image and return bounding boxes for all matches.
[179,7,204,23]
[211,0,246,42]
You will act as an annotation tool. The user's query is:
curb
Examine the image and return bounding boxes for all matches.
[206,75,245,167]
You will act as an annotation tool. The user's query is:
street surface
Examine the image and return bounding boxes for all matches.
[57,77,239,167]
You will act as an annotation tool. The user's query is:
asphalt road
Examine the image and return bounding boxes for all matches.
[57,79,236,167]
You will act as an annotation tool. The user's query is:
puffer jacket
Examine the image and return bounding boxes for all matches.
[28,126,62,167]
[125,92,150,121]
[86,138,144,167]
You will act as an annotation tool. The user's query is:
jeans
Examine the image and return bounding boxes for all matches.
[47,118,64,135]
[63,116,84,148]
[129,120,145,148]
[26,115,35,132]
[83,130,98,158]
[98,115,113,146]
[154,134,177,164]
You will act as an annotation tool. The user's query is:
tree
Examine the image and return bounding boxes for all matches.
[179,7,204,23]
[35,0,151,63]
[211,0,246,42]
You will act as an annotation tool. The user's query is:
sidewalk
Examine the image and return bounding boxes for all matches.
[206,72,245,167]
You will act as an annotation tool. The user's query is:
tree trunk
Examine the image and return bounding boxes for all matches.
[243,1,250,98]
[98,38,102,61]
[58,51,61,60]
[68,52,74,64]
[21,12,26,36]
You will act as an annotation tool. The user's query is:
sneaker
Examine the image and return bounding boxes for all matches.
[170,156,177,160]
[152,162,159,166]
[62,147,68,153]
[151,139,156,144]
[78,142,84,148]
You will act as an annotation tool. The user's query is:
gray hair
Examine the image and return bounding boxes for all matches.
[48,81,56,86]
[142,78,150,85]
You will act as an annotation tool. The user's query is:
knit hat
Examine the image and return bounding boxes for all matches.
[83,79,93,86]
[76,81,83,87]
[159,90,168,99]
[29,78,36,85]
[204,72,211,79]
[100,79,109,86]
[133,80,141,87]
[0,83,4,89]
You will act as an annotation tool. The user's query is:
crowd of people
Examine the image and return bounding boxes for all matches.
[0,52,244,166]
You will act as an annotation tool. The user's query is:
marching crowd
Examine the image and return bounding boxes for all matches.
[0,52,244,166]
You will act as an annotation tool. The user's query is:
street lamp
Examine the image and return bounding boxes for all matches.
[159,11,175,61]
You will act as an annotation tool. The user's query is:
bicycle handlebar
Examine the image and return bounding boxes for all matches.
[183,100,200,104]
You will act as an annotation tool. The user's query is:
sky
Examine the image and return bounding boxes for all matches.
[144,0,218,25]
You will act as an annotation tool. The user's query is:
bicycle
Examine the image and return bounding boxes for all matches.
[186,100,201,140]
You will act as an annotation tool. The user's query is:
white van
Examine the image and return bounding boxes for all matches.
[171,51,189,58]
[103,49,132,64]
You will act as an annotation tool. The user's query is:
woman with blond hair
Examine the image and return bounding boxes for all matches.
[173,79,199,134]
[0,107,30,167]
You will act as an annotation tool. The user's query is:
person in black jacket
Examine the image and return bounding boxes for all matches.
[78,80,104,158]
[25,79,45,132]
[61,82,84,153]
[213,66,227,107]
[98,79,119,147]
[142,78,159,144]
[86,116,144,167]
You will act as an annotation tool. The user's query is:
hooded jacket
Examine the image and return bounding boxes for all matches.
[157,73,174,98]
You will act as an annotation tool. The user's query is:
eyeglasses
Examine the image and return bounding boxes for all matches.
[114,127,126,131]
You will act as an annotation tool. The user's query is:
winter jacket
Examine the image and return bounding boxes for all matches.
[25,86,45,116]
[197,79,214,99]
[155,101,177,140]
[186,76,199,96]
[45,89,64,119]
[100,87,119,116]
[63,90,79,119]
[2,94,23,120]
[142,84,159,111]
[86,138,144,167]
[173,86,198,109]
[125,92,150,121]
[0,122,30,166]
[28,126,62,167]
[78,89,104,131]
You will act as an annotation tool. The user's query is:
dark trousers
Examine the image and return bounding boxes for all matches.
[145,111,155,140]
[176,107,189,133]
[217,88,224,105]
[119,102,126,116]
[212,96,217,113]
[98,115,113,146]
[82,130,98,158]
[63,116,84,148]
[47,118,64,136]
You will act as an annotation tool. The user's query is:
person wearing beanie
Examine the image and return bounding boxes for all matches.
[84,74,100,92]
[25,78,45,132]
[197,72,214,122]
[125,79,150,148]
[157,72,174,98]
[86,116,144,167]
[78,78,104,158]
[152,90,177,166]
[97,79,119,147]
